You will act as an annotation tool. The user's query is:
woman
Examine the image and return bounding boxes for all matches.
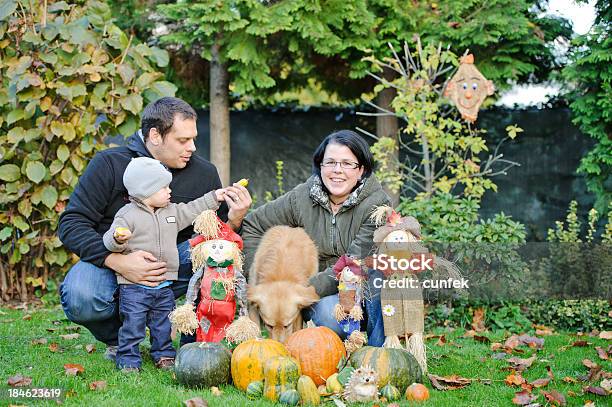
[242,130,390,346]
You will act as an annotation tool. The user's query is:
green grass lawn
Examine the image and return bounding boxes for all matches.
[0,305,609,406]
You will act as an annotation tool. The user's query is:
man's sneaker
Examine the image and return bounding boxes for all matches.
[120,367,140,374]
[155,357,175,370]
[104,345,118,361]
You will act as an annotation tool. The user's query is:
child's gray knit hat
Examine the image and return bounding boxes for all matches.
[123,157,172,200]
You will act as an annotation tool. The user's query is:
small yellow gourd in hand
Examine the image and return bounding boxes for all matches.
[236,178,249,187]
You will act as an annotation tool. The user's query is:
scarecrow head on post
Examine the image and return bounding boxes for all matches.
[444,54,495,123]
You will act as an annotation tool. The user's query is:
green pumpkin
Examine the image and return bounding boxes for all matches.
[246,380,264,399]
[349,346,422,393]
[337,366,355,386]
[279,389,300,405]
[380,383,401,401]
[174,342,232,388]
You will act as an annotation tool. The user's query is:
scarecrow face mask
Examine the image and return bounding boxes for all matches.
[444,54,495,122]
[202,239,234,263]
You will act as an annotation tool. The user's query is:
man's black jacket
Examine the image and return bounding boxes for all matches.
[58,131,228,268]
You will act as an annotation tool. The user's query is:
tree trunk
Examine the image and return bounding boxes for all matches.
[209,36,231,186]
[377,66,400,206]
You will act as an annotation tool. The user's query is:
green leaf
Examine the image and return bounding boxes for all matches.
[6,108,24,125]
[57,144,70,162]
[144,81,177,100]
[120,94,143,115]
[69,154,84,172]
[13,215,29,232]
[134,72,160,90]
[150,47,169,67]
[117,64,136,85]
[25,161,46,183]
[0,164,20,182]
[18,199,31,217]
[7,127,25,144]
[0,0,17,21]
[41,185,58,209]
[49,160,64,176]
[0,227,12,241]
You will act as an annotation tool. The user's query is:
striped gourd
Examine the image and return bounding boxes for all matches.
[380,383,401,401]
[246,380,264,399]
[348,346,422,392]
[231,338,290,391]
[297,375,320,405]
[262,356,301,401]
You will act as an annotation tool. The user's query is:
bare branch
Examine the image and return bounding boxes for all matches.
[355,127,379,141]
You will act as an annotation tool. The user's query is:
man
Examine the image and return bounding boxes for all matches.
[58,97,251,359]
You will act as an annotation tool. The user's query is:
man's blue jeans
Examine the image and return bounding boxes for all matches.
[303,269,385,347]
[60,241,193,346]
[116,285,176,369]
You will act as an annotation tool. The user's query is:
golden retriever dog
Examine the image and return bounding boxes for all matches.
[248,226,319,342]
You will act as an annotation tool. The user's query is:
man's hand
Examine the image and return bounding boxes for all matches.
[104,250,167,286]
[224,183,252,230]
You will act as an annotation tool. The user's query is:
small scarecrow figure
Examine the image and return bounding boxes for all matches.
[444,54,495,122]
[170,210,259,344]
[333,255,367,353]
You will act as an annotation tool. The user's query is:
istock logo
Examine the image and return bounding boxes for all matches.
[372,253,435,273]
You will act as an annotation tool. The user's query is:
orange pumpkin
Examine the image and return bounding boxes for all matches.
[405,383,430,402]
[231,338,290,391]
[285,326,346,386]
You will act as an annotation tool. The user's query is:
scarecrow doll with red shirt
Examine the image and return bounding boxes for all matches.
[170,210,259,344]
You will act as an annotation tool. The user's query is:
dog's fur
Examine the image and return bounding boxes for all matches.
[248,226,319,342]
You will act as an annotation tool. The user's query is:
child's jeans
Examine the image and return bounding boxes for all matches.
[116,285,176,369]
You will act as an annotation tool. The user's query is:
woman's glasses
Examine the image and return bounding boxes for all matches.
[321,159,361,169]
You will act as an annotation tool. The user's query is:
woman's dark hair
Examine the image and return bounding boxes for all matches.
[312,130,374,179]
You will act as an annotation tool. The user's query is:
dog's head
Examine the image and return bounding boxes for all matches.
[248,281,319,343]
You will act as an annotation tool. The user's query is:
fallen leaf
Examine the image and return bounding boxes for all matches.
[85,344,96,354]
[583,401,595,406]
[60,333,80,340]
[534,325,553,336]
[22,314,32,321]
[472,308,486,332]
[505,335,521,349]
[546,366,554,379]
[184,398,208,407]
[512,390,538,405]
[582,359,598,369]
[31,338,47,345]
[492,352,507,360]
[506,372,526,386]
[7,375,32,387]
[595,346,608,360]
[49,343,59,352]
[562,377,577,383]
[64,326,81,332]
[474,335,491,344]
[572,340,591,347]
[599,331,611,340]
[64,363,85,376]
[45,327,57,332]
[583,386,607,396]
[89,381,107,391]
[518,335,544,349]
[601,378,612,392]
[428,374,471,390]
[508,355,537,371]
[541,390,566,406]
[210,386,222,396]
[530,378,551,388]
[491,342,503,351]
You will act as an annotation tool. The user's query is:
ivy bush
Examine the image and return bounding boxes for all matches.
[0,0,176,301]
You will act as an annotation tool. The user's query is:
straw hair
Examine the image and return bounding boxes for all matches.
[407,332,427,373]
[334,303,346,322]
[225,316,261,344]
[192,210,221,239]
[370,205,393,226]
[344,331,367,354]
[169,303,199,335]
[383,335,402,349]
